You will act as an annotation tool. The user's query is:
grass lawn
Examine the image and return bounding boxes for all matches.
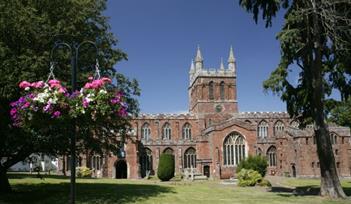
[1,173,351,204]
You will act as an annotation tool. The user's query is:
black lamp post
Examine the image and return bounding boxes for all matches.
[50,41,98,204]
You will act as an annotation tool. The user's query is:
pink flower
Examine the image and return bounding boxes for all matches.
[22,102,30,109]
[19,81,31,89]
[43,103,52,112]
[52,111,61,118]
[32,81,45,88]
[84,82,93,89]
[88,76,93,81]
[48,79,60,85]
[50,83,62,90]
[110,98,120,104]
[101,77,112,84]
[118,107,128,117]
[10,108,17,116]
[82,98,89,108]
[58,87,66,93]
[91,80,104,89]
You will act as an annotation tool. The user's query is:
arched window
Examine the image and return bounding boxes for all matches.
[274,121,284,136]
[184,148,196,169]
[330,133,338,145]
[91,155,103,170]
[209,81,214,100]
[141,123,151,140]
[258,121,269,138]
[223,133,246,166]
[163,148,174,155]
[140,148,153,177]
[267,146,277,167]
[182,123,192,140]
[162,123,171,140]
[290,120,299,128]
[220,81,225,100]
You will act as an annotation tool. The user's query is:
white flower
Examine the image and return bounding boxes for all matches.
[34,92,49,103]
[25,87,30,91]
[28,113,33,120]
[86,97,93,103]
[99,89,107,94]
[48,97,57,104]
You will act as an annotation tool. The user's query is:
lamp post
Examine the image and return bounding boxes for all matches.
[50,41,98,204]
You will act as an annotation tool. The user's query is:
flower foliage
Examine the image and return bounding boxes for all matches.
[10,77,128,127]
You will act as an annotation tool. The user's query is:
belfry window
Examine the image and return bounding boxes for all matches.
[223,133,246,166]
[184,148,196,169]
[258,121,269,138]
[209,81,214,100]
[162,123,171,140]
[182,123,192,140]
[267,146,277,167]
[141,123,151,140]
[220,81,225,100]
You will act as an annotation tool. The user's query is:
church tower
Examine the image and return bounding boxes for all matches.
[188,46,238,124]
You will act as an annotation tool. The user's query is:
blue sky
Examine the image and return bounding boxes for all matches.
[105,0,288,113]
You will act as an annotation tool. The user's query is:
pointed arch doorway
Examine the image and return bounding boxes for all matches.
[115,160,127,179]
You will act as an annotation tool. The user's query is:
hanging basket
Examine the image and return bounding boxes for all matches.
[11,77,128,128]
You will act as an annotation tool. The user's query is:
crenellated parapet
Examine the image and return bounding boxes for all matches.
[235,111,290,119]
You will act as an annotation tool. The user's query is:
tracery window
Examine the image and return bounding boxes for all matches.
[220,81,225,100]
[91,155,103,170]
[267,146,277,167]
[182,123,192,140]
[223,133,246,166]
[258,121,269,138]
[274,121,284,136]
[141,123,151,140]
[209,81,214,100]
[162,123,171,140]
[184,148,196,169]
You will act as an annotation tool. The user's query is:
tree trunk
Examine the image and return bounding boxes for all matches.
[0,167,11,193]
[311,0,346,198]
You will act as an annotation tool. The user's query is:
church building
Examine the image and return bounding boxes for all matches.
[59,47,351,179]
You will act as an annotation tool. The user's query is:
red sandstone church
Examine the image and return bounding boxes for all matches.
[59,47,351,179]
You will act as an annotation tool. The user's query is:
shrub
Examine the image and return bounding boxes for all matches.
[157,153,175,181]
[236,155,268,177]
[257,179,272,187]
[77,166,92,178]
[237,168,262,187]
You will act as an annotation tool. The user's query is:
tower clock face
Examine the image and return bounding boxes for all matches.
[215,104,223,113]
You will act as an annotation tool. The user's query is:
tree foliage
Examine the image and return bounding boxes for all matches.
[0,0,139,193]
[236,155,268,177]
[239,0,351,198]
